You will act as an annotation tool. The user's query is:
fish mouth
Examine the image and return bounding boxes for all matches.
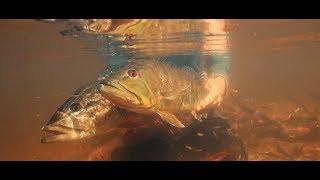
[40,124,89,143]
[101,81,117,89]
[99,81,141,105]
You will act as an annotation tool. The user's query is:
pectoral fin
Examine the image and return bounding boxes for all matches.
[156,111,185,128]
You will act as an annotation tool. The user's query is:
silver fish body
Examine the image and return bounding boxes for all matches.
[41,78,126,143]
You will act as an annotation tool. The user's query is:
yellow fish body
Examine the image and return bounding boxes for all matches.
[99,60,216,128]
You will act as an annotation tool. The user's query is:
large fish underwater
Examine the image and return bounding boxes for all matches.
[41,81,117,143]
[40,60,211,143]
[40,68,191,143]
[99,59,215,128]
[39,71,246,160]
[40,70,148,143]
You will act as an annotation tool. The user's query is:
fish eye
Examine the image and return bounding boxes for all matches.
[70,103,82,112]
[127,69,138,78]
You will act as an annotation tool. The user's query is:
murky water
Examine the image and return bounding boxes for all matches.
[0,19,320,160]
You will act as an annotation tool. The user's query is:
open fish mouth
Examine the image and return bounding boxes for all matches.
[40,125,87,143]
[101,81,118,89]
[99,81,141,105]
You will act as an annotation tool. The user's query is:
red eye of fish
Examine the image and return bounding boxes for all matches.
[128,69,138,77]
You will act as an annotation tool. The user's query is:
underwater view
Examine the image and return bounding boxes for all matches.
[0,19,320,160]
